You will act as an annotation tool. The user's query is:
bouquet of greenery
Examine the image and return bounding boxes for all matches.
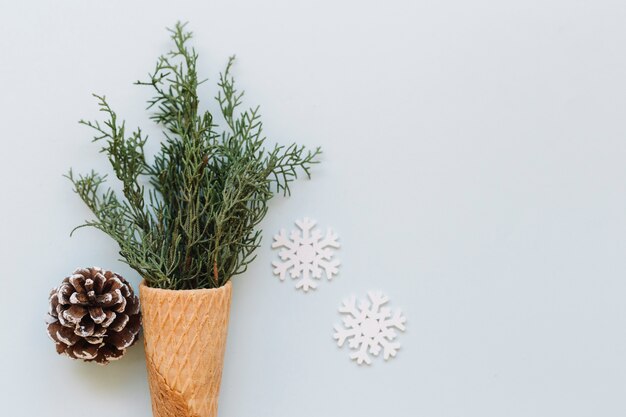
[67,22,320,290]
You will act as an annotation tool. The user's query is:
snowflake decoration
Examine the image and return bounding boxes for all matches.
[271,218,340,292]
[333,291,406,365]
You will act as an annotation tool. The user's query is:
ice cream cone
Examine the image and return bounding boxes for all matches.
[139,281,232,417]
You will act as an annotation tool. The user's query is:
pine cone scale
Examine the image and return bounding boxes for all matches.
[65,305,88,322]
[69,275,86,293]
[49,292,59,315]
[101,310,117,327]
[85,335,104,345]
[52,324,80,346]
[110,313,129,332]
[89,306,106,323]
[58,284,73,304]
[70,292,90,305]
[114,294,127,312]
[76,318,95,337]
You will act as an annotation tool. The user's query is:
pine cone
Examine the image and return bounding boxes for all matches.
[46,267,141,364]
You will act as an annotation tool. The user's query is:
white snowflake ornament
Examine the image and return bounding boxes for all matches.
[333,291,406,365]
[271,218,340,292]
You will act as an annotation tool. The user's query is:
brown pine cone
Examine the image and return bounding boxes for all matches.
[46,267,141,364]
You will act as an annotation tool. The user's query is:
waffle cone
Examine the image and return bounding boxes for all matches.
[139,281,232,417]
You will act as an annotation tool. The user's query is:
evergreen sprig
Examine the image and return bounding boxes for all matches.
[67,22,321,290]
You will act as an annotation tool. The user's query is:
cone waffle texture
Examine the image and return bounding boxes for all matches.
[140,281,232,417]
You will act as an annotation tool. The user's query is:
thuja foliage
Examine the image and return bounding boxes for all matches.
[67,22,320,290]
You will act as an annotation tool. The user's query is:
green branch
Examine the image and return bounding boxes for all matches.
[68,21,321,290]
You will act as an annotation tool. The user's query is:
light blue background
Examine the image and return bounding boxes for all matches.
[2,1,626,416]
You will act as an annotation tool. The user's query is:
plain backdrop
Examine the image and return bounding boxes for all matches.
[2,1,626,416]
